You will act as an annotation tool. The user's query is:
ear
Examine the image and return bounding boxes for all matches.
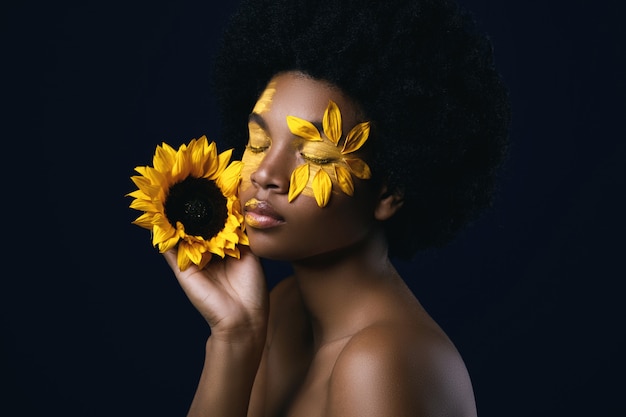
[374,185,404,221]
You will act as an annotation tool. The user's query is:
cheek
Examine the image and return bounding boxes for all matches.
[240,150,264,193]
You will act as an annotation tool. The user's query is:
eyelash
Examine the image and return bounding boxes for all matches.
[301,153,335,165]
[246,144,269,154]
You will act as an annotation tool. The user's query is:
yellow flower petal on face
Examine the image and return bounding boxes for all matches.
[289,163,310,202]
[287,115,322,141]
[334,164,355,196]
[342,121,371,154]
[323,100,342,145]
[312,168,332,207]
[345,158,372,179]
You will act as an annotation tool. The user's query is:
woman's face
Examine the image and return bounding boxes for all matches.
[238,71,380,261]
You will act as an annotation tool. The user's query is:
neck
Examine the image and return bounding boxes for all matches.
[290,228,402,348]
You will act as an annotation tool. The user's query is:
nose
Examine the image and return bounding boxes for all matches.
[250,145,293,194]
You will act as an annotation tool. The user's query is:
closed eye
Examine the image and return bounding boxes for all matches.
[246,144,270,153]
[301,153,336,165]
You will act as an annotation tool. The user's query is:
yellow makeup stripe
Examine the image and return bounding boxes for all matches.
[252,81,277,114]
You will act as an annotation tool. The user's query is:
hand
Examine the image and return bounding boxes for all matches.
[163,247,269,342]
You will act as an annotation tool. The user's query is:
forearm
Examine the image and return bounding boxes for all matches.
[187,331,266,417]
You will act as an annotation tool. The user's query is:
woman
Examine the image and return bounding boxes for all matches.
[163,0,510,415]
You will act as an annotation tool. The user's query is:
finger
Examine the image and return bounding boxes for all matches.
[162,248,179,271]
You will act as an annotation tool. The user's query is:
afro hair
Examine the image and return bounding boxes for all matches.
[213,0,511,260]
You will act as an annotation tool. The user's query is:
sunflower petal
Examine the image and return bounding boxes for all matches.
[153,142,177,173]
[213,148,234,179]
[177,245,193,271]
[131,212,155,230]
[312,168,332,207]
[171,145,191,179]
[345,158,372,179]
[153,222,177,248]
[190,136,209,178]
[287,116,322,141]
[201,140,218,177]
[217,160,243,197]
[342,122,371,154]
[323,100,342,145]
[289,163,310,202]
[334,164,355,196]
[129,198,158,213]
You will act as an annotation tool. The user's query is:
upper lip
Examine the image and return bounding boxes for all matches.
[244,198,285,220]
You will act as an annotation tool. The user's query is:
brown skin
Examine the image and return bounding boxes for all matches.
[163,71,477,417]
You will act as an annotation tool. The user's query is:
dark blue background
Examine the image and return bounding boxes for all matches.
[3,1,625,415]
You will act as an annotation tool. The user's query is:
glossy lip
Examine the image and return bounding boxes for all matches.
[244,198,286,229]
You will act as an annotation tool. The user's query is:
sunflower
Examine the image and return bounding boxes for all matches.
[286,100,371,207]
[127,135,249,271]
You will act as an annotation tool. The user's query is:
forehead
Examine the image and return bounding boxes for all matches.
[260,71,361,128]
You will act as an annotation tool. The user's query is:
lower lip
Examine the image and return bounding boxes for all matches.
[245,212,285,229]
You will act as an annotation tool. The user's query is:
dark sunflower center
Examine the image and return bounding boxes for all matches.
[164,177,228,240]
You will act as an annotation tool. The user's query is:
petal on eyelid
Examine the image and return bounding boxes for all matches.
[289,163,310,202]
[345,158,372,179]
[342,122,370,154]
[323,100,342,145]
[287,116,322,141]
[335,164,354,196]
[313,168,332,207]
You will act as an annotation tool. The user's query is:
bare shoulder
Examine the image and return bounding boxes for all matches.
[327,321,477,417]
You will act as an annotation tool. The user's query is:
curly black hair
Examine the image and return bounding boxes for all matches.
[213,0,511,260]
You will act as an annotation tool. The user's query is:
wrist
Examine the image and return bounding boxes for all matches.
[209,319,267,349]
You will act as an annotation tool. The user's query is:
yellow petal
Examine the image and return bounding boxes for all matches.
[129,198,157,213]
[197,253,213,269]
[134,166,167,188]
[153,142,177,173]
[177,246,193,271]
[201,140,219,177]
[129,174,152,192]
[152,222,177,248]
[287,116,322,141]
[288,163,310,202]
[334,164,354,196]
[212,148,234,179]
[217,161,243,197]
[323,100,342,145]
[181,241,203,265]
[171,145,191,179]
[345,158,372,179]
[312,168,332,207]
[342,121,370,154]
[190,136,209,178]
[131,212,156,230]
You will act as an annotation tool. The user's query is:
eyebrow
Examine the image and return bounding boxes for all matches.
[248,112,324,133]
[248,112,268,129]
